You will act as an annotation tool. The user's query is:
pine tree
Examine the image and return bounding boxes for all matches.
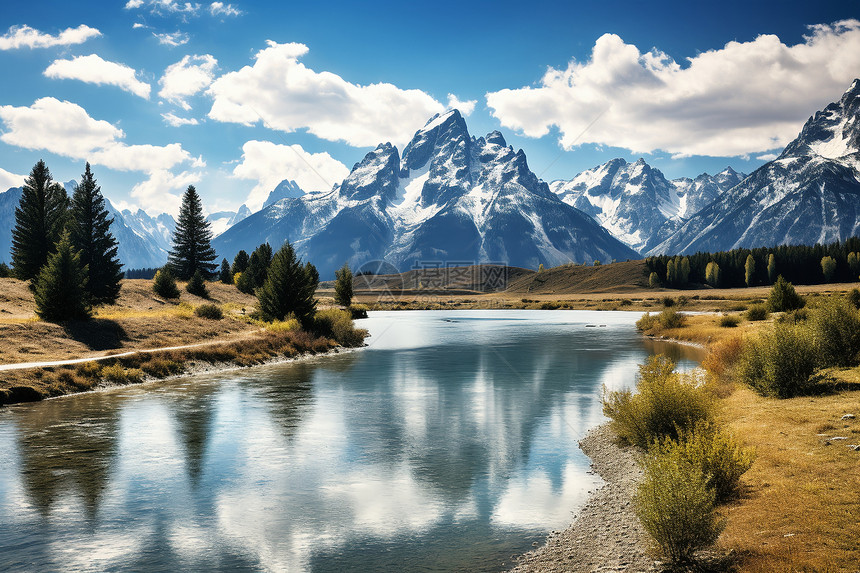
[68,163,123,304]
[153,266,180,299]
[232,250,249,275]
[744,254,755,287]
[334,263,354,307]
[33,231,90,321]
[236,243,273,294]
[186,269,209,298]
[219,258,233,284]
[168,185,217,280]
[257,241,318,328]
[11,160,69,280]
[768,276,804,312]
[767,253,777,284]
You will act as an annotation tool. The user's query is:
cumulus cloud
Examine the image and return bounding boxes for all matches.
[0,24,101,50]
[208,41,446,147]
[0,167,26,191]
[486,20,860,158]
[126,0,201,15]
[446,94,476,116]
[209,2,241,16]
[130,169,199,214]
[158,54,217,109]
[0,98,200,213]
[231,140,350,210]
[162,112,199,126]
[44,54,151,99]
[153,31,189,46]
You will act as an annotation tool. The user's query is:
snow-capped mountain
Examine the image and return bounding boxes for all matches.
[214,110,638,278]
[653,79,860,255]
[550,160,744,253]
[263,179,305,208]
[206,205,251,238]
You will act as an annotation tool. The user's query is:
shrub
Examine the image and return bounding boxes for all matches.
[738,322,819,397]
[719,314,741,328]
[651,420,755,503]
[194,303,223,320]
[620,298,633,306]
[745,303,770,321]
[636,312,657,331]
[635,452,725,563]
[186,269,209,298]
[99,363,144,384]
[702,336,744,377]
[848,288,860,310]
[265,317,300,333]
[662,296,675,307]
[140,357,183,377]
[603,355,714,449]
[312,308,368,347]
[658,309,685,329]
[153,266,180,299]
[810,297,860,367]
[768,275,804,312]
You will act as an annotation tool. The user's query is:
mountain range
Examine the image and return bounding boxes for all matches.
[1,79,859,276]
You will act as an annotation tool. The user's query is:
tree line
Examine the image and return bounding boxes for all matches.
[646,237,860,288]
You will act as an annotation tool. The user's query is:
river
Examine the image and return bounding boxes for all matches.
[0,310,702,572]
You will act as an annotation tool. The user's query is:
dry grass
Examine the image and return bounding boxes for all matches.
[719,384,860,572]
[639,313,765,346]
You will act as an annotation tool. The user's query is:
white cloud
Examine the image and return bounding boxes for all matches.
[125,0,145,8]
[153,31,189,46]
[756,153,779,161]
[0,167,26,190]
[132,23,146,29]
[0,98,199,213]
[231,140,350,210]
[130,169,199,214]
[486,20,860,158]
[209,2,241,16]
[0,24,101,50]
[158,54,217,109]
[208,41,446,147]
[161,112,199,126]
[126,0,201,15]
[446,94,476,116]
[44,54,151,99]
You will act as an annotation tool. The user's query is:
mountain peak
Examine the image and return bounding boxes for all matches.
[485,130,507,147]
[264,179,305,208]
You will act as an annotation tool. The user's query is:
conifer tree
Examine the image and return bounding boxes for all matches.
[11,160,69,280]
[152,266,180,299]
[168,185,217,280]
[68,163,123,304]
[257,242,318,328]
[236,243,273,294]
[186,268,209,298]
[232,250,249,275]
[219,258,233,284]
[334,263,353,307]
[33,231,90,321]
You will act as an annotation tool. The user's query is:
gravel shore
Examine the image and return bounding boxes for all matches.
[510,424,656,572]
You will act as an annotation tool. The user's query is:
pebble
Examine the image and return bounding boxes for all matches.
[842,414,856,420]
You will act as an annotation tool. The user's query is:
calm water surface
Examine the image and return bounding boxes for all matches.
[0,310,701,572]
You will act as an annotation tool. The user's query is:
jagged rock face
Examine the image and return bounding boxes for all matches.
[206,205,251,238]
[550,160,744,254]
[213,109,638,278]
[653,79,860,256]
[264,180,304,208]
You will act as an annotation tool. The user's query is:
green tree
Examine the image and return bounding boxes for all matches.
[168,185,217,280]
[744,254,755,287]
[666,258,677,286]
[236,243,273,294]
[33,231,90,321]
[219,258,233,284]
[679,257,690,286]
[848,252,860,278]
[705,261,721,287]
[186,269,209,298]
[256,242,318,329]
[648,272,660,288]
[821,255,836,282]
[152,266,180,299]
[232,250,249,275]
[0,262,10,278]
[11,160,69,280]
[767,253,777,284]
[68,163,123,304]
[768,275,805,312]
[334,263,353,307]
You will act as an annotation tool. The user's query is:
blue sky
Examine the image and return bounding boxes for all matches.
[1,0,858,216]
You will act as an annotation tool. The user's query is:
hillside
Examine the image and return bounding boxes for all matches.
[505,260,650,294]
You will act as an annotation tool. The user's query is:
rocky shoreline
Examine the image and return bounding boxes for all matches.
[511,424,656,573]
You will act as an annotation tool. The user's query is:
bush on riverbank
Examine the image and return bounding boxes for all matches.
[313,308,368,347]
[603,355,713,449]
[636,309,686,333]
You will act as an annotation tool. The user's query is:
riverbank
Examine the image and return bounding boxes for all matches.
[511,424,656,572]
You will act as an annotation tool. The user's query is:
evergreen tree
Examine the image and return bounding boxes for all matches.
[232,250,249,275]
[33,231,90,321]
[68,163,123,304]
[236,243,273,294]
[168,185,217,280]
[219,258,233,284]
[679,257,690,286]
[334,263,354,307]
[186,269,209,298]
[744,254,755,287]
[821,256,837,283]
[0,263,10,278]
[257,242,318,328]
[768,276,805,312]
[767,253,777,284]
[153,266,180,299]
[11,160,69,280]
